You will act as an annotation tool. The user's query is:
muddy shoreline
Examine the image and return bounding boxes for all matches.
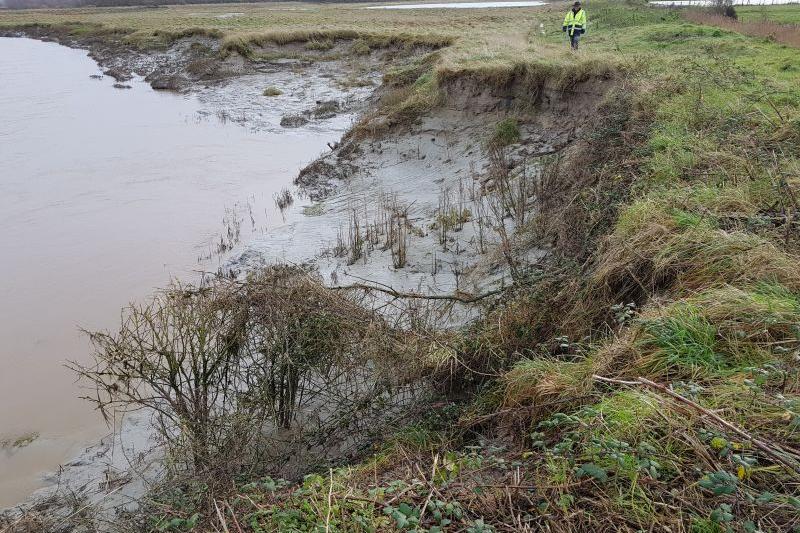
[0,28,385,522]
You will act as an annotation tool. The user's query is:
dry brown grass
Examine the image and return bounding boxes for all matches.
[684,10,800,48]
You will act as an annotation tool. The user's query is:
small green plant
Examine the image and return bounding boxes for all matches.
[383,502,420,529]
[263,86,283,96]
[466,518,495,533]
[351,39,371,56]
[710,503,734,526]
[155,513,199,531]
[490,118,521,147]
[240,476,289,493]
[698,470,738,496]
[305,39,334,51]
[611,302,637,325]
[575,462,609,482]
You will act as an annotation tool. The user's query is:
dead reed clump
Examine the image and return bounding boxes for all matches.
[683,11,800,49]
[589,203,800,313]
[273,187,294,220]
[434,182,471,251]
[348,208,364,264]
[332,194,414,270]
[389,204,410,269]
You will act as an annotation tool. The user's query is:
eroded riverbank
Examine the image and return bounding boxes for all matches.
[2,20,586,523]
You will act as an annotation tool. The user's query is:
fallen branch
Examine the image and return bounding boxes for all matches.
[225,501,245,533]
[418,454,439,522]
[325,469,334,533]
[331,282,504,303]
[214,500,231,533]
[592,375,800,477]
[592,375,640,386]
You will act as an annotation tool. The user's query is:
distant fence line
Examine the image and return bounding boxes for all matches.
[650,0,800,6]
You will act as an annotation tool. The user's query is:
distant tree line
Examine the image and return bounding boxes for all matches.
[1,0,371,9]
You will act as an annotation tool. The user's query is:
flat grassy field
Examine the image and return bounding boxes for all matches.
[0,3,797,70]
[737,4,800,24]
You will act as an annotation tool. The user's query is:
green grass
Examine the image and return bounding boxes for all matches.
[640,305,722,374]
[736,4,800,24]
[490,117,521,147]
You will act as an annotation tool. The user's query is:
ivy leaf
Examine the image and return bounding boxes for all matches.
[185,514,200,529]
[787,496,800,510]
[710,503,733,524]
[398,502,418,518]
[755,491,774,504]
[699,470,737,496]
[576,463,608,482]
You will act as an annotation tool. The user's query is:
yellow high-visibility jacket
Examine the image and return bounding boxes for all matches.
[563,9,587,36]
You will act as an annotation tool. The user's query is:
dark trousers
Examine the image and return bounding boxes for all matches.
[570,31,582,50]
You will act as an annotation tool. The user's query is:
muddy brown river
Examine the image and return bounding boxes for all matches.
[0,36,350,508]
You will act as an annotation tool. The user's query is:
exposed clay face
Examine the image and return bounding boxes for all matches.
[247,69,611,327]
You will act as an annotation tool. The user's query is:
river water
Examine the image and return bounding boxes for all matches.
[0,37,348,508]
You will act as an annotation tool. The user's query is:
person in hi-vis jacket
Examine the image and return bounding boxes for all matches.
[563,1,587,50]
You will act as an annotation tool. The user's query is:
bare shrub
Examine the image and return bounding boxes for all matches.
[71,266,412,479]
[709,0,737,20]
[483,146,528,279]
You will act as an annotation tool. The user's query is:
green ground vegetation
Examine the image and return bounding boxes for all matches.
[3,2,800,531]
[737,4,800,24]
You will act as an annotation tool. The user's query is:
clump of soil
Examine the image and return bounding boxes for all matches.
[312,99,340,119]
[148,74,188,91]
[296,154,355,200]
[103,67,132,82]
[279,99,343,129]
[185,57,225,80]
[280,114,310,128]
